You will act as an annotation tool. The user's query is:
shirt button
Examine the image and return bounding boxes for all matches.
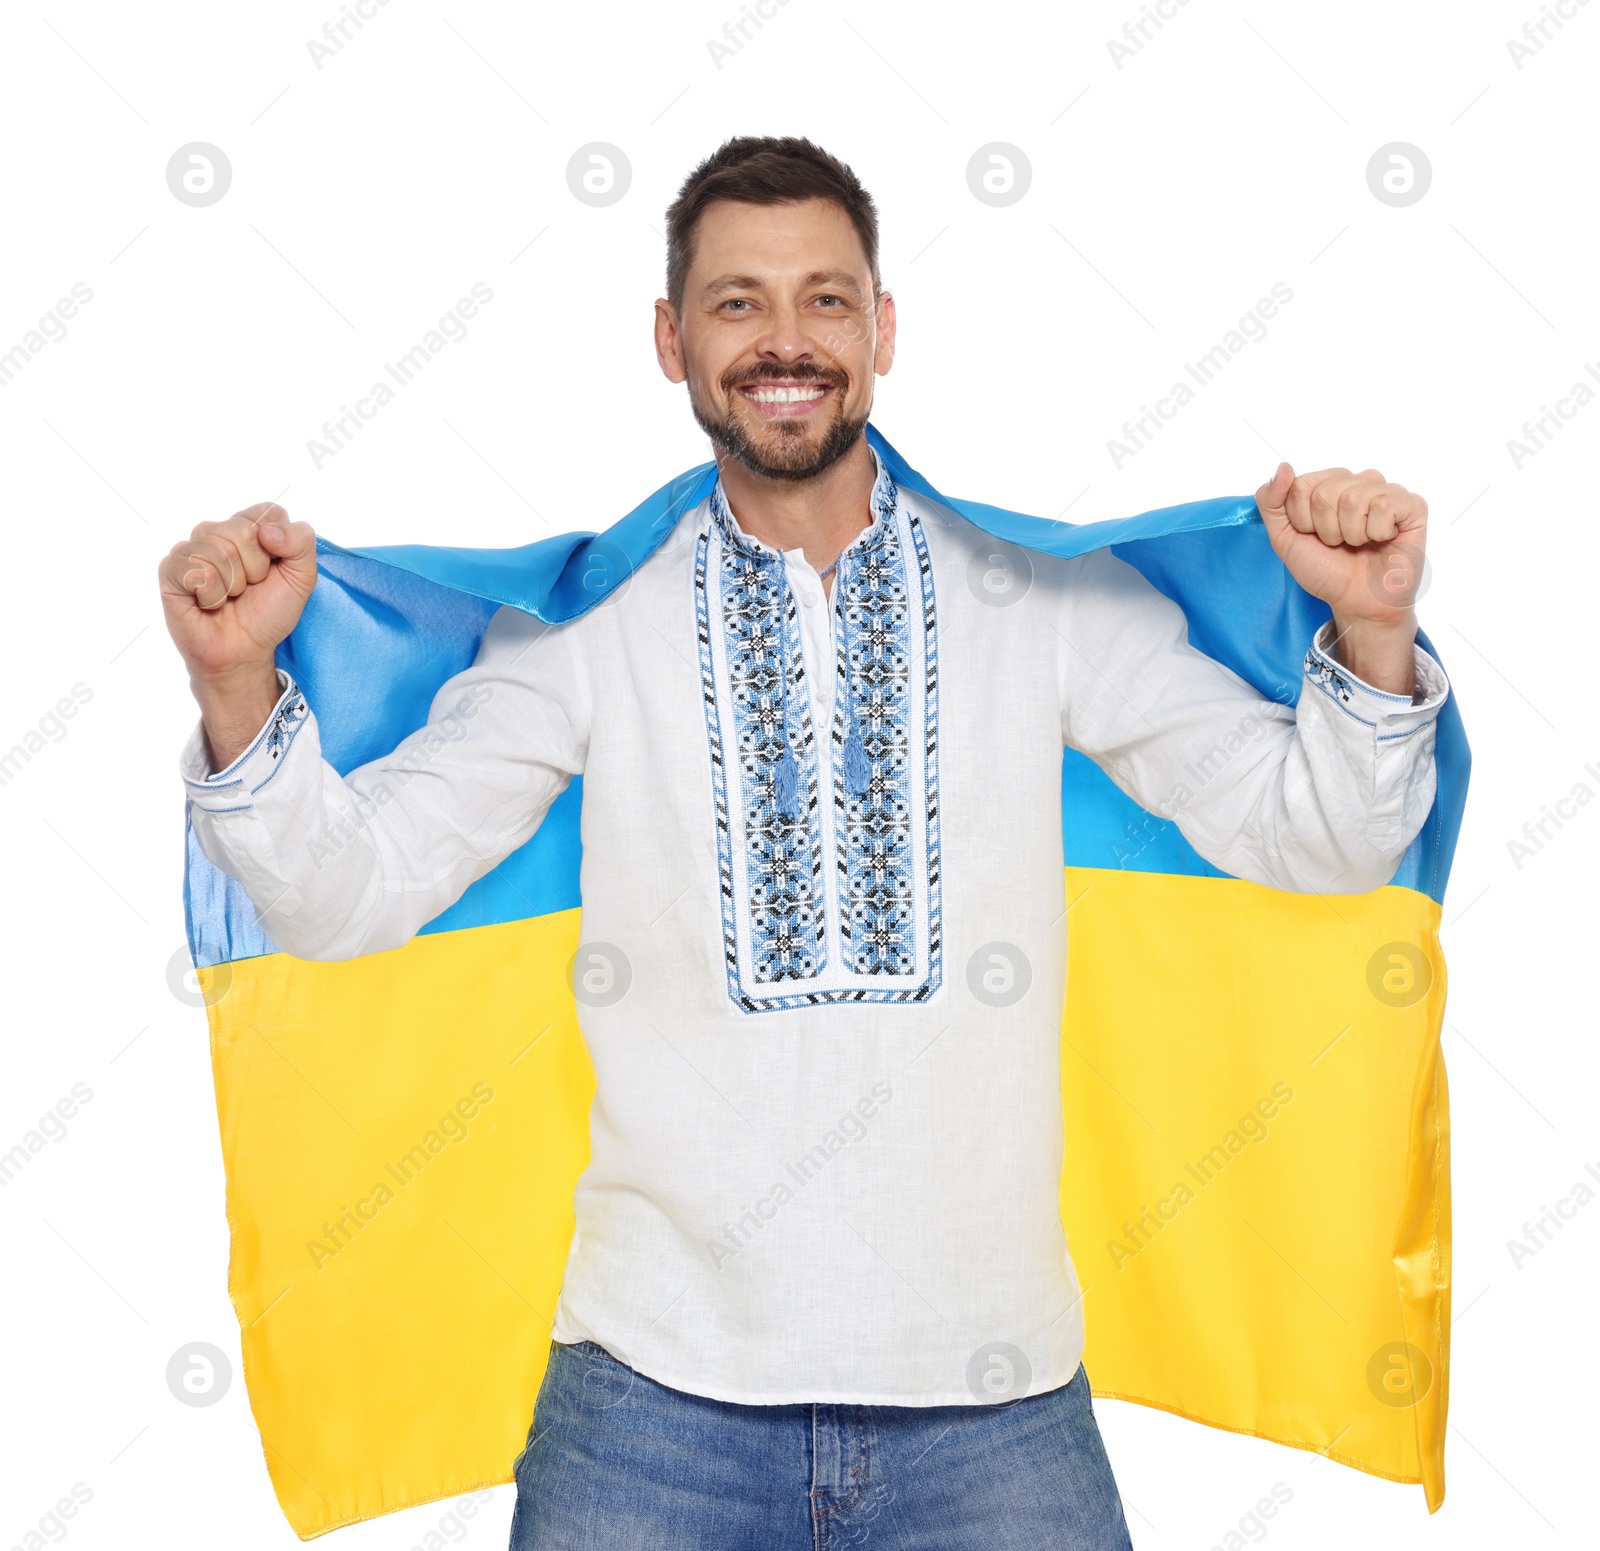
[802,591,818,608]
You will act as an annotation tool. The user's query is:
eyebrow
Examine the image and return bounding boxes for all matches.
[702,274,768,297]
[700,269,868,300]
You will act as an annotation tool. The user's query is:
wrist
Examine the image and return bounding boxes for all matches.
[1326,612,1419,700]
[191,659,283,771]
[190,654,278,695]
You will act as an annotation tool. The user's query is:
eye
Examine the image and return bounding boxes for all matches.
[815,294,843,308]
[720,298,753,313]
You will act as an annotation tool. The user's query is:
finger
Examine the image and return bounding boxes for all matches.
[258,515,318,595]
[195,505,286,586]
[1395,488,1428,535]
[1281,473,1315,533]
[1363,484,1409,543]
[1302,470,1356,545]
[1336,476,1387,547]
[181,555,228,610]
[229,501,289,525]
[185,529,250,597]
[230,501,292,554]
[179,534,254,601]
[1255,462,1294,518]
[1283,467,1348,535]
[160,539,219,603]
[160,541,197,600]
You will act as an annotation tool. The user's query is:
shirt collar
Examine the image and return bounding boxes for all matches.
[708,443,898,564]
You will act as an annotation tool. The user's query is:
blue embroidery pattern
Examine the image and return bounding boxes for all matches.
[696,522,826,995]
[265,689,309,762]
[833,486,934,979]
[1304,643,1356,706]
[697,458,941,1013]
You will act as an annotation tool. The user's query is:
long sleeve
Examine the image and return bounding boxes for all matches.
[180,605,589,960]
[1055,547,1448,894]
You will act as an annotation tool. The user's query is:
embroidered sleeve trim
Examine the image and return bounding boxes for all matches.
[1302,621,1449,731]
[183,670,310,806]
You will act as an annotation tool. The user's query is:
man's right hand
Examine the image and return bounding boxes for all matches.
[159,503,318,771]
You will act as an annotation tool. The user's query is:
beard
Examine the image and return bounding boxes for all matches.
[691,361,867,483]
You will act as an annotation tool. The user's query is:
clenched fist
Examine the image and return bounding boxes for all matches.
[159,503,318,769]
[1255,464,1427,698]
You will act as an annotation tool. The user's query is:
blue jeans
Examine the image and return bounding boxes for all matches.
[509,1339,1134,1550]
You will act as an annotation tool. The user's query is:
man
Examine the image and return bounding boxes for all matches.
[161,138,1447,1549]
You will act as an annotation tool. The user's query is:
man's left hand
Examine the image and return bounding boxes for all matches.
[1255,463,1426,698]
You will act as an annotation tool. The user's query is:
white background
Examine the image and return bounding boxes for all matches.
[1,1,1595,1547]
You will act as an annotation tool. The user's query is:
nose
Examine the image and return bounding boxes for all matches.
[751,299,821,367]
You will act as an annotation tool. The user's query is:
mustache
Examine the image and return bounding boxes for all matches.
[719,361,849,395]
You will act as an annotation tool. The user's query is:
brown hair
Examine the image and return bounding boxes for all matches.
[664,137,881,311]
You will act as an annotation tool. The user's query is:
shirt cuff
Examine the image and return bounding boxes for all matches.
[1301,620,1448,740]
[179,669,310,814]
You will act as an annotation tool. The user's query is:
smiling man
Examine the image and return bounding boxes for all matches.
[162,138,1449,1550]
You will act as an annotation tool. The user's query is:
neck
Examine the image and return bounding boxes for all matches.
[715,434,877,584]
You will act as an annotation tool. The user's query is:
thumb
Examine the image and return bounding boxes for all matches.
[1255,461,1293,520]
[257,511,318,595]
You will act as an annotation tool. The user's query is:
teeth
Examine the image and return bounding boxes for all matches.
[747,386,827,404]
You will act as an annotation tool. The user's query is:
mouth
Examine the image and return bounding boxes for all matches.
[735,380,835,420]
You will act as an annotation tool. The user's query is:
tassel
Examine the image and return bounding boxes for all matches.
[844,717,870,795]
[775,743,800,816]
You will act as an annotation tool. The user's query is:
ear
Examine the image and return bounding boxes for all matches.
[874,290,897,377]
[654,298,687,384]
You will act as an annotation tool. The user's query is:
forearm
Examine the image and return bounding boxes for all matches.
[185,691,561,959]
[1176,623,1448,892]
[183,680,417,960]
[1059,551,1449,895]
[181,610,588,960]
[192,655,283,769]
[1326,609,1420,700]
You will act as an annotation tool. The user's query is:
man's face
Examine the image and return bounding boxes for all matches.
[655,197,896,482]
